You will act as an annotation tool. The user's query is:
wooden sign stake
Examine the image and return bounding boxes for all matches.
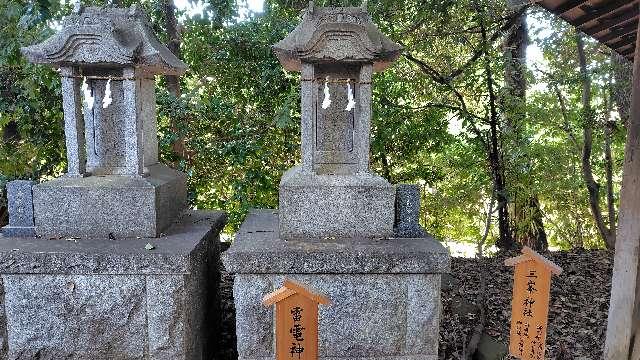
[263,279,330,360]
[505,246,562,360]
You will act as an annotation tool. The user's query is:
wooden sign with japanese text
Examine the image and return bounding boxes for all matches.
[263,279,330,360]
[505,247,562,360]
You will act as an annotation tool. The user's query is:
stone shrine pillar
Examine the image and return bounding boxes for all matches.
[223,3,450,360]
[0,6,226,359]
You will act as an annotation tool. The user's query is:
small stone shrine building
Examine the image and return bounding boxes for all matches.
[21,5,187,238]
[223,2,451,359]
[0,5,225,359]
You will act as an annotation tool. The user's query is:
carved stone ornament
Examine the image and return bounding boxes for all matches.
[21,5,186,75]
[272,1,402,72]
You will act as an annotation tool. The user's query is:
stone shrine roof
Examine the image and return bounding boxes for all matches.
[21,6,187,75]
[273,3,403,72]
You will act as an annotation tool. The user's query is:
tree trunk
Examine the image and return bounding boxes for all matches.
[514,196,548,251]
[502,9,547,250]
[612,52,633,127]
[479,6,513,250]
[604,88,617,247]
[503,10,527,102]
[380,151,393,183]
[163,0,181,97]
[477,189,496,257]
[604,21,640,359]
[576,32,615,249]
[2,121,20,144]
[162,0,192,162]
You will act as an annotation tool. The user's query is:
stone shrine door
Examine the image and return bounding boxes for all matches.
[84,73,128,176]
[313,64,359,175]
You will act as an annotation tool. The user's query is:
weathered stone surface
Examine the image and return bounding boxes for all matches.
[279,167,395,239]
[21,6,186,75]
[0,211,224,274]
[297,54,375,177]
[354,64,373,173]
[233,274,441,359]
[240,357,436,360]
[405,274,441,353]
[223,210,449,274]
[273,4,402,72]
[311,64,361,175]
[394,184,428,238]
[0,210,225,360]
[140,77,159,167]
[4,274,147,360]
[316,83,354,153]
[21,5,185,179]
[226,210,448,359]
[2,181,36,237]
[60,67,87,177]
[233,275,274,358]
[0,278,7,359]
[275,4,400,238]
[32,163,187,238]
[147,275,186,359]
[81,75,158,176]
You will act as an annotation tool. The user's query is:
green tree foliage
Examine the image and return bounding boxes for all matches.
[0,0,629,250]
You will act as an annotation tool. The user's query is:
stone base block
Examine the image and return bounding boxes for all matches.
[33,163,187,238]
[0,210,226,360]
[279,166,395,239]
[1,226,35,237]
[222,210,450,360]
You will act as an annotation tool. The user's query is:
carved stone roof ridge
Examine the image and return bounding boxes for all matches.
[273,2,402,72]
[21,5,186,75]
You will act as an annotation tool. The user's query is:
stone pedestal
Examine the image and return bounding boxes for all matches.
[32,164,187,238]
[0,211,225,360]
[1,181,36,237]
[223,210,450,360]
[279,166,395,239]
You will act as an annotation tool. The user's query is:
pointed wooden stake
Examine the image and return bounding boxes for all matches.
[263,279,330,360]
[506,247,562,359]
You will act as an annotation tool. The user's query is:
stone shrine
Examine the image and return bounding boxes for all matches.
[223,3,450,360]
[21,5,188,238]
[0,6,225,359]
[273,2,402,239]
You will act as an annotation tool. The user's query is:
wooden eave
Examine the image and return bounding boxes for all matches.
[534,0,639,61]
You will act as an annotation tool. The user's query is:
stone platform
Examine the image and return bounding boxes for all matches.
[0,210,225,360]
[32,164,187,238]
[279,166,395,239]
[222,210,450,360]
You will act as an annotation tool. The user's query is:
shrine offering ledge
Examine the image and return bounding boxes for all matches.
[222,209,450,275]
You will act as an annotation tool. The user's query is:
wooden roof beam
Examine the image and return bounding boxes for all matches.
[583,6,639,36]
[621,47,635,56]
[611,35,637,49]
[574,0,636,28]
[598,19,639,43]
[553,0,589,15]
